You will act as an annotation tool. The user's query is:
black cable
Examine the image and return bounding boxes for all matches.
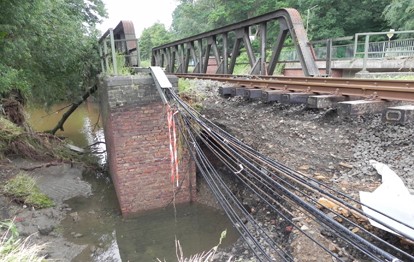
[166,88,409,261]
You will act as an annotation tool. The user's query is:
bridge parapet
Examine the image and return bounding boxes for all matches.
[99,73,195,216]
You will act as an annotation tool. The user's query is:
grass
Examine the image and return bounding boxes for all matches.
[0,219,46,262]
[0,117,23,156]
[3,173,54,209]
[157,230,233,262]
[106,52,133,76]
[178,78,205,112]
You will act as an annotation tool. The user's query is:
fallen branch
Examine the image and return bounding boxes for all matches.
[20,161,65,171]
[49,84,98,135]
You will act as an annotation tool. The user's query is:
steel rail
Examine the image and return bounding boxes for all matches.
[174,73,414,88]
[173,73,414,101]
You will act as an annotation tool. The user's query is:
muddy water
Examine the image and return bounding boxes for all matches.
[27,102,239,261]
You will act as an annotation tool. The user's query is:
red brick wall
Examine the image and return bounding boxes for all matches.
[100,75,196,217]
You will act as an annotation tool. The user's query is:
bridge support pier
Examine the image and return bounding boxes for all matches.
[99,74,196,217]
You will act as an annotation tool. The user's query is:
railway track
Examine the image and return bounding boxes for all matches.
[173,73,414,102]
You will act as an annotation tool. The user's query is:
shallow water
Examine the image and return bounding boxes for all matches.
[64,171,238,261]
[27,102,239,261]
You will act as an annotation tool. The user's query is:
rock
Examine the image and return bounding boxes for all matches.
[38,224,55,236]
[298,165,310,171]
[74,233,83,238]
[69,212,80,222]
[339,162,353,169]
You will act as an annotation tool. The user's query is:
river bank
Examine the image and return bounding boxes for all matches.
[0,158,92,261]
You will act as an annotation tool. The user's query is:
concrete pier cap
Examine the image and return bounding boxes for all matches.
[98,73,196,217]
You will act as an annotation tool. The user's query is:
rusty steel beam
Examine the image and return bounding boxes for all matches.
[175,73,414,89]
[173,74,414,102]
[152,8,320,77]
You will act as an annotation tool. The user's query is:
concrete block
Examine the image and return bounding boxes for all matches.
[382,105,414,124]
[244,88,262,100]
[235,87,247,97]
[261,90,285,102]
[219,86,235,96]
[307,95,346,109]
[281,93,312,104]
[337,100,396,116]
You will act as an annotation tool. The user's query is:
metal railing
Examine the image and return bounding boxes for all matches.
[280,30,414,66]
[98,28,141,75]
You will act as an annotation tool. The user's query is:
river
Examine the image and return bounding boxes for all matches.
[26,102,239,261]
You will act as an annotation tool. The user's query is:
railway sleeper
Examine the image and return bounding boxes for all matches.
[307,95,347,109]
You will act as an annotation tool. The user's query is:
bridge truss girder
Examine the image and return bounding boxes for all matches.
[151,8,320,77]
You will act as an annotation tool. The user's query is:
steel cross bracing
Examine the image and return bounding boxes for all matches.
[151,8,320,77]
[160,86,414,262]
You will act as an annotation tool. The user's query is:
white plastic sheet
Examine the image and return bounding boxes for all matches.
[359,160,414,240]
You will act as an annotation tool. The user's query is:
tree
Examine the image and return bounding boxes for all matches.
[296,0,389,40]
[0,0,107,106]
[139,23,173,61]
[383,1,414,30]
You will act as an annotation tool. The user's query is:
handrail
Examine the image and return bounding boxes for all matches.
[98,20,141,75]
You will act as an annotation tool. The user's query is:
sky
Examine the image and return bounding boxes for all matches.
[97,0,179,37]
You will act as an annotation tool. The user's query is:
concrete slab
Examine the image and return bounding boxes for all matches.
[337,100,397,116]
[307,95,346,109]
[281,93,312,104]
[382,105,414,124]
[261,90,285,102]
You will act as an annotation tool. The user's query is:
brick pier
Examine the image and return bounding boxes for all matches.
[99,74,196,217]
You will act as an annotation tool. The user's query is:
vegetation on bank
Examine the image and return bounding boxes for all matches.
[2,173,54,209]
[178,78,205,112]
[0,220,45,262]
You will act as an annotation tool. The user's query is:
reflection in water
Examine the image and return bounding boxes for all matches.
[27,102,107,164]
[27,102,239,261]
[94,231,122,261]
[27,102,102,147]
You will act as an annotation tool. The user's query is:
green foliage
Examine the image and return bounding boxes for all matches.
[383,1,414,30]
[296,0,389,40]
[0,220,46,261]
[139,23,173,60]
[0,0,107,106]
[170,0,392,42]
[233,64,250,75]
[0,117,23,156]
[139,60,151,68]
[178,79,204,112]
[0,118,23,143]
[275,63,286,75]
[106,53,132,76]
[3,173,54,209]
